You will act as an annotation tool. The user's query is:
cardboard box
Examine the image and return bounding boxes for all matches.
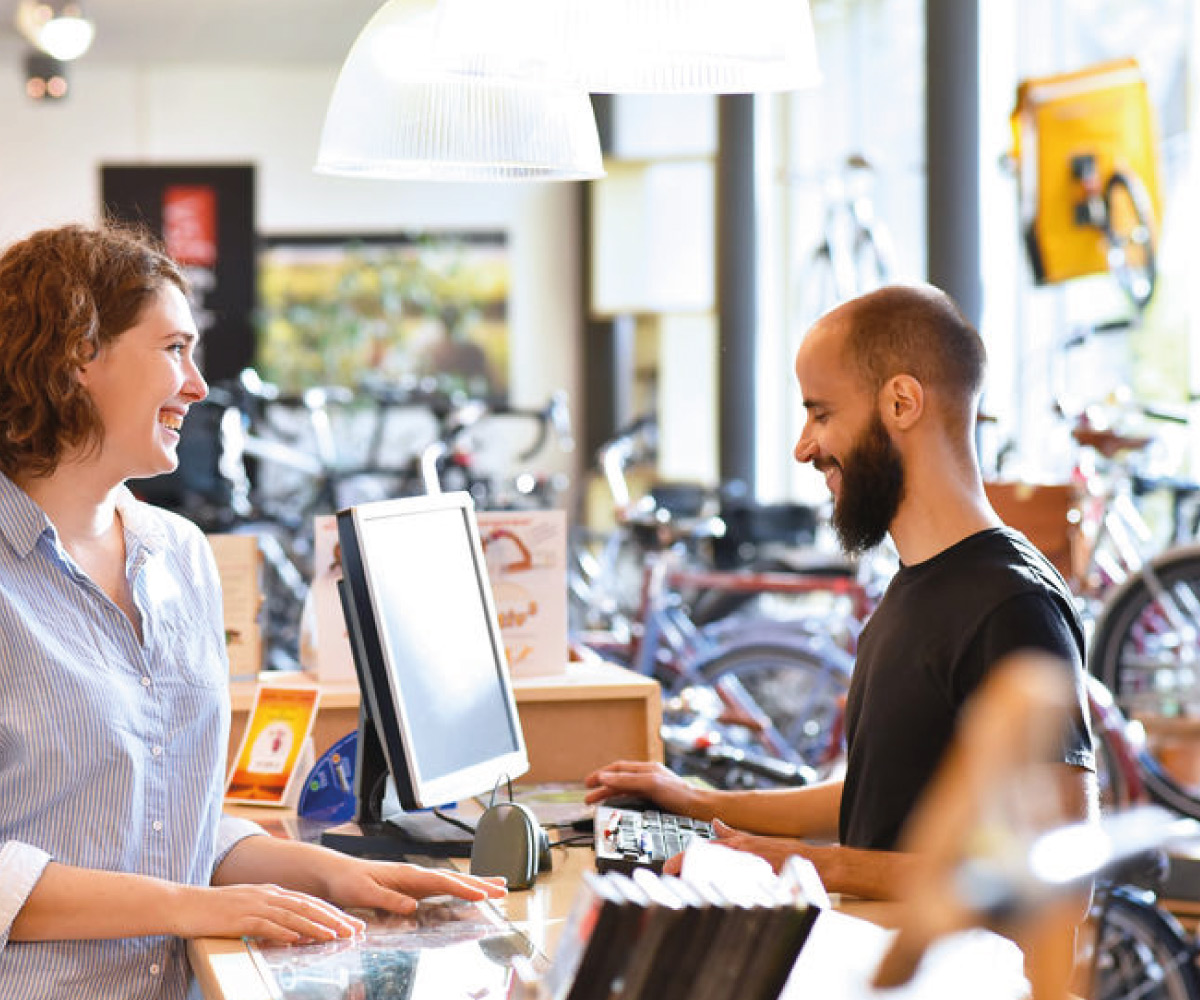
[301,515,357,684]
[206,533,263,681]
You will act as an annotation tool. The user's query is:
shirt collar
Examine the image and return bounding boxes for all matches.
[0,472,53,559]
[0,472,167,560]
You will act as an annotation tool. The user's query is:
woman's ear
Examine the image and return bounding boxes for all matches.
[880,374,924,431]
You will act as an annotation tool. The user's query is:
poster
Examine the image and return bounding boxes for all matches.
[257,233,510,399]
[477,510,567,678]
[100,164,256,383]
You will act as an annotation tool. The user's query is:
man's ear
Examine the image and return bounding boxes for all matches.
[879,374,923,431]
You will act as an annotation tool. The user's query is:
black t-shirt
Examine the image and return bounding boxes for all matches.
[838,527,1095,851]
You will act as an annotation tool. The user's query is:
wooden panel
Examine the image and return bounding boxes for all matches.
[227,663,663,784]
[984,481,1081,584]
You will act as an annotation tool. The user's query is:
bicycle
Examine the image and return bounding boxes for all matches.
[570,414,862,636]
[415,389,575,511]
[790,153,894,325]
[1025,400,1200,821]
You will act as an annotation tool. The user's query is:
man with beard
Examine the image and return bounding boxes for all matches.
[584,283,1095,901]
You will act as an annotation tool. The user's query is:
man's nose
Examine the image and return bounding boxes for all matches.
[794,434,818,464]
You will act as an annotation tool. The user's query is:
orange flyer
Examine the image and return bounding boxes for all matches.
[226,686,321,806]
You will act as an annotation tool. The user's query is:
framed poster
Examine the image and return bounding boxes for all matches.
[257,232,510,400]
[100,164,256,384]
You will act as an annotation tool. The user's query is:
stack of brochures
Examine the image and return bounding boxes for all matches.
[543,851,825,1000]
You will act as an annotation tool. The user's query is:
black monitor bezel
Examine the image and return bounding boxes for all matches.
[335,491,529,814]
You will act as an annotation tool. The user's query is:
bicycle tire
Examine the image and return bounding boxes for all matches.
[685,636,853,776]
[1090,545,1200,819]
[1103,170,1157,311]
[795,242,842,327]
[851,226,890,295]
[1090,887,1200,1000]
[1087,674,1145,814]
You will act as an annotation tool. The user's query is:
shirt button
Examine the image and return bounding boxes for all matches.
[149,964,161,976]
[151,746,163,757]
[141,676,151,688]
[152,820,163,832]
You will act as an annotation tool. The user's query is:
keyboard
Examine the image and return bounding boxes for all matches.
[594,804,715,874]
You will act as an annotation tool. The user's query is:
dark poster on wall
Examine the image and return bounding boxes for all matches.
[100,165,256,383]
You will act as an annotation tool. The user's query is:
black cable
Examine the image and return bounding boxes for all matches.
[551,834,595,849]
[431,808,477,835]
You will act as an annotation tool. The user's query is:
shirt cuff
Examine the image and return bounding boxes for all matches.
[214,815,268,873]
[0,841,52,952]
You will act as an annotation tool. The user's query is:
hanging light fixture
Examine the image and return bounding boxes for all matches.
[15,0,95,63]
[434,0,822,94]
[315,0,603,182]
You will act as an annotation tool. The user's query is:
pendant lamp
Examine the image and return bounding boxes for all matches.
[434,0,822,94]
[315,0,604,182]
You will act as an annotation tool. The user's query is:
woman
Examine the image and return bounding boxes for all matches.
[0,223,504,999]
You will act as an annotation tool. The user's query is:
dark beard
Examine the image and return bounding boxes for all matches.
[830,413,904,554]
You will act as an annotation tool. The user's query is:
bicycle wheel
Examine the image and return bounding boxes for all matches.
[1090,545,1200,818]
[1104,169,1157,311]
[1089,887,1200,1000]
[851,225,890,294]
[685,635,853,777]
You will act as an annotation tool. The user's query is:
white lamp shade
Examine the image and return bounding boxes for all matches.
[315,0,604,182]
[15,1,95,62]
[436,0,823,95]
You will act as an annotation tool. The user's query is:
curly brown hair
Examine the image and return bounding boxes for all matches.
[0,222,188,479]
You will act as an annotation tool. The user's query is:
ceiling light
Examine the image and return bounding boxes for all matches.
[315,0,603,183]
[15,0,94,62]
[434,0,822,94]
[24,49,69,101]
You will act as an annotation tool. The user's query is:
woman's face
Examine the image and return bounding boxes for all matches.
[76,283,208,482]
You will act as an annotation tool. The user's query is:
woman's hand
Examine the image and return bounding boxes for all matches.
[583,760,710,818]
[318,857,508,917]
[171,883,366,944]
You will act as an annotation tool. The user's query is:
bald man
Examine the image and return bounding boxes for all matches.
[585,284,1096,901]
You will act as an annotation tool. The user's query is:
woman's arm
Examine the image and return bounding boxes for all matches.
[10,861,364,944]
[213,836,507,916]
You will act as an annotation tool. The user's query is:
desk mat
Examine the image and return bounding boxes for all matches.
[251,898,540,1000]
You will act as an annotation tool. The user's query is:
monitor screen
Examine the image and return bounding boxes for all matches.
[336,492,528,813]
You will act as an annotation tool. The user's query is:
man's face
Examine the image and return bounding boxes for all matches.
[793,321,905,553]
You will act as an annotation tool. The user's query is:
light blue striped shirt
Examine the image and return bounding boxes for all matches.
[0,472,262,999]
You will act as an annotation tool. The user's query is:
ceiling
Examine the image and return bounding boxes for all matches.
[0,0,386,65]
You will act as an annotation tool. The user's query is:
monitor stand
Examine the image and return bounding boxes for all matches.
[318,699,476,860]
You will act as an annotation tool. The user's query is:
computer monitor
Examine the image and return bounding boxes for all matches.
[326,491,529,858]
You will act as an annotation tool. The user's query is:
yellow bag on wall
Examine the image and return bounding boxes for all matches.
[1010,57,1162,286]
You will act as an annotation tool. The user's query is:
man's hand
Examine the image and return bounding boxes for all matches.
[317,857,508,917]
[584,760,709,818]
[662,819,810,875]
[171,883,367,944]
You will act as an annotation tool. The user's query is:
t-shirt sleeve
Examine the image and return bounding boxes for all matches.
[958,591,1095,772]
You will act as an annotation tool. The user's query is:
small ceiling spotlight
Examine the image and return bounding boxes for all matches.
[16,1,95,62]
[25,50,70,101]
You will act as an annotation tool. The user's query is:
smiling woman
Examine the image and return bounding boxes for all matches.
[0,222,506,1000]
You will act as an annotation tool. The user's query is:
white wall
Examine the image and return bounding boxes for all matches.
[0,49,581,413]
